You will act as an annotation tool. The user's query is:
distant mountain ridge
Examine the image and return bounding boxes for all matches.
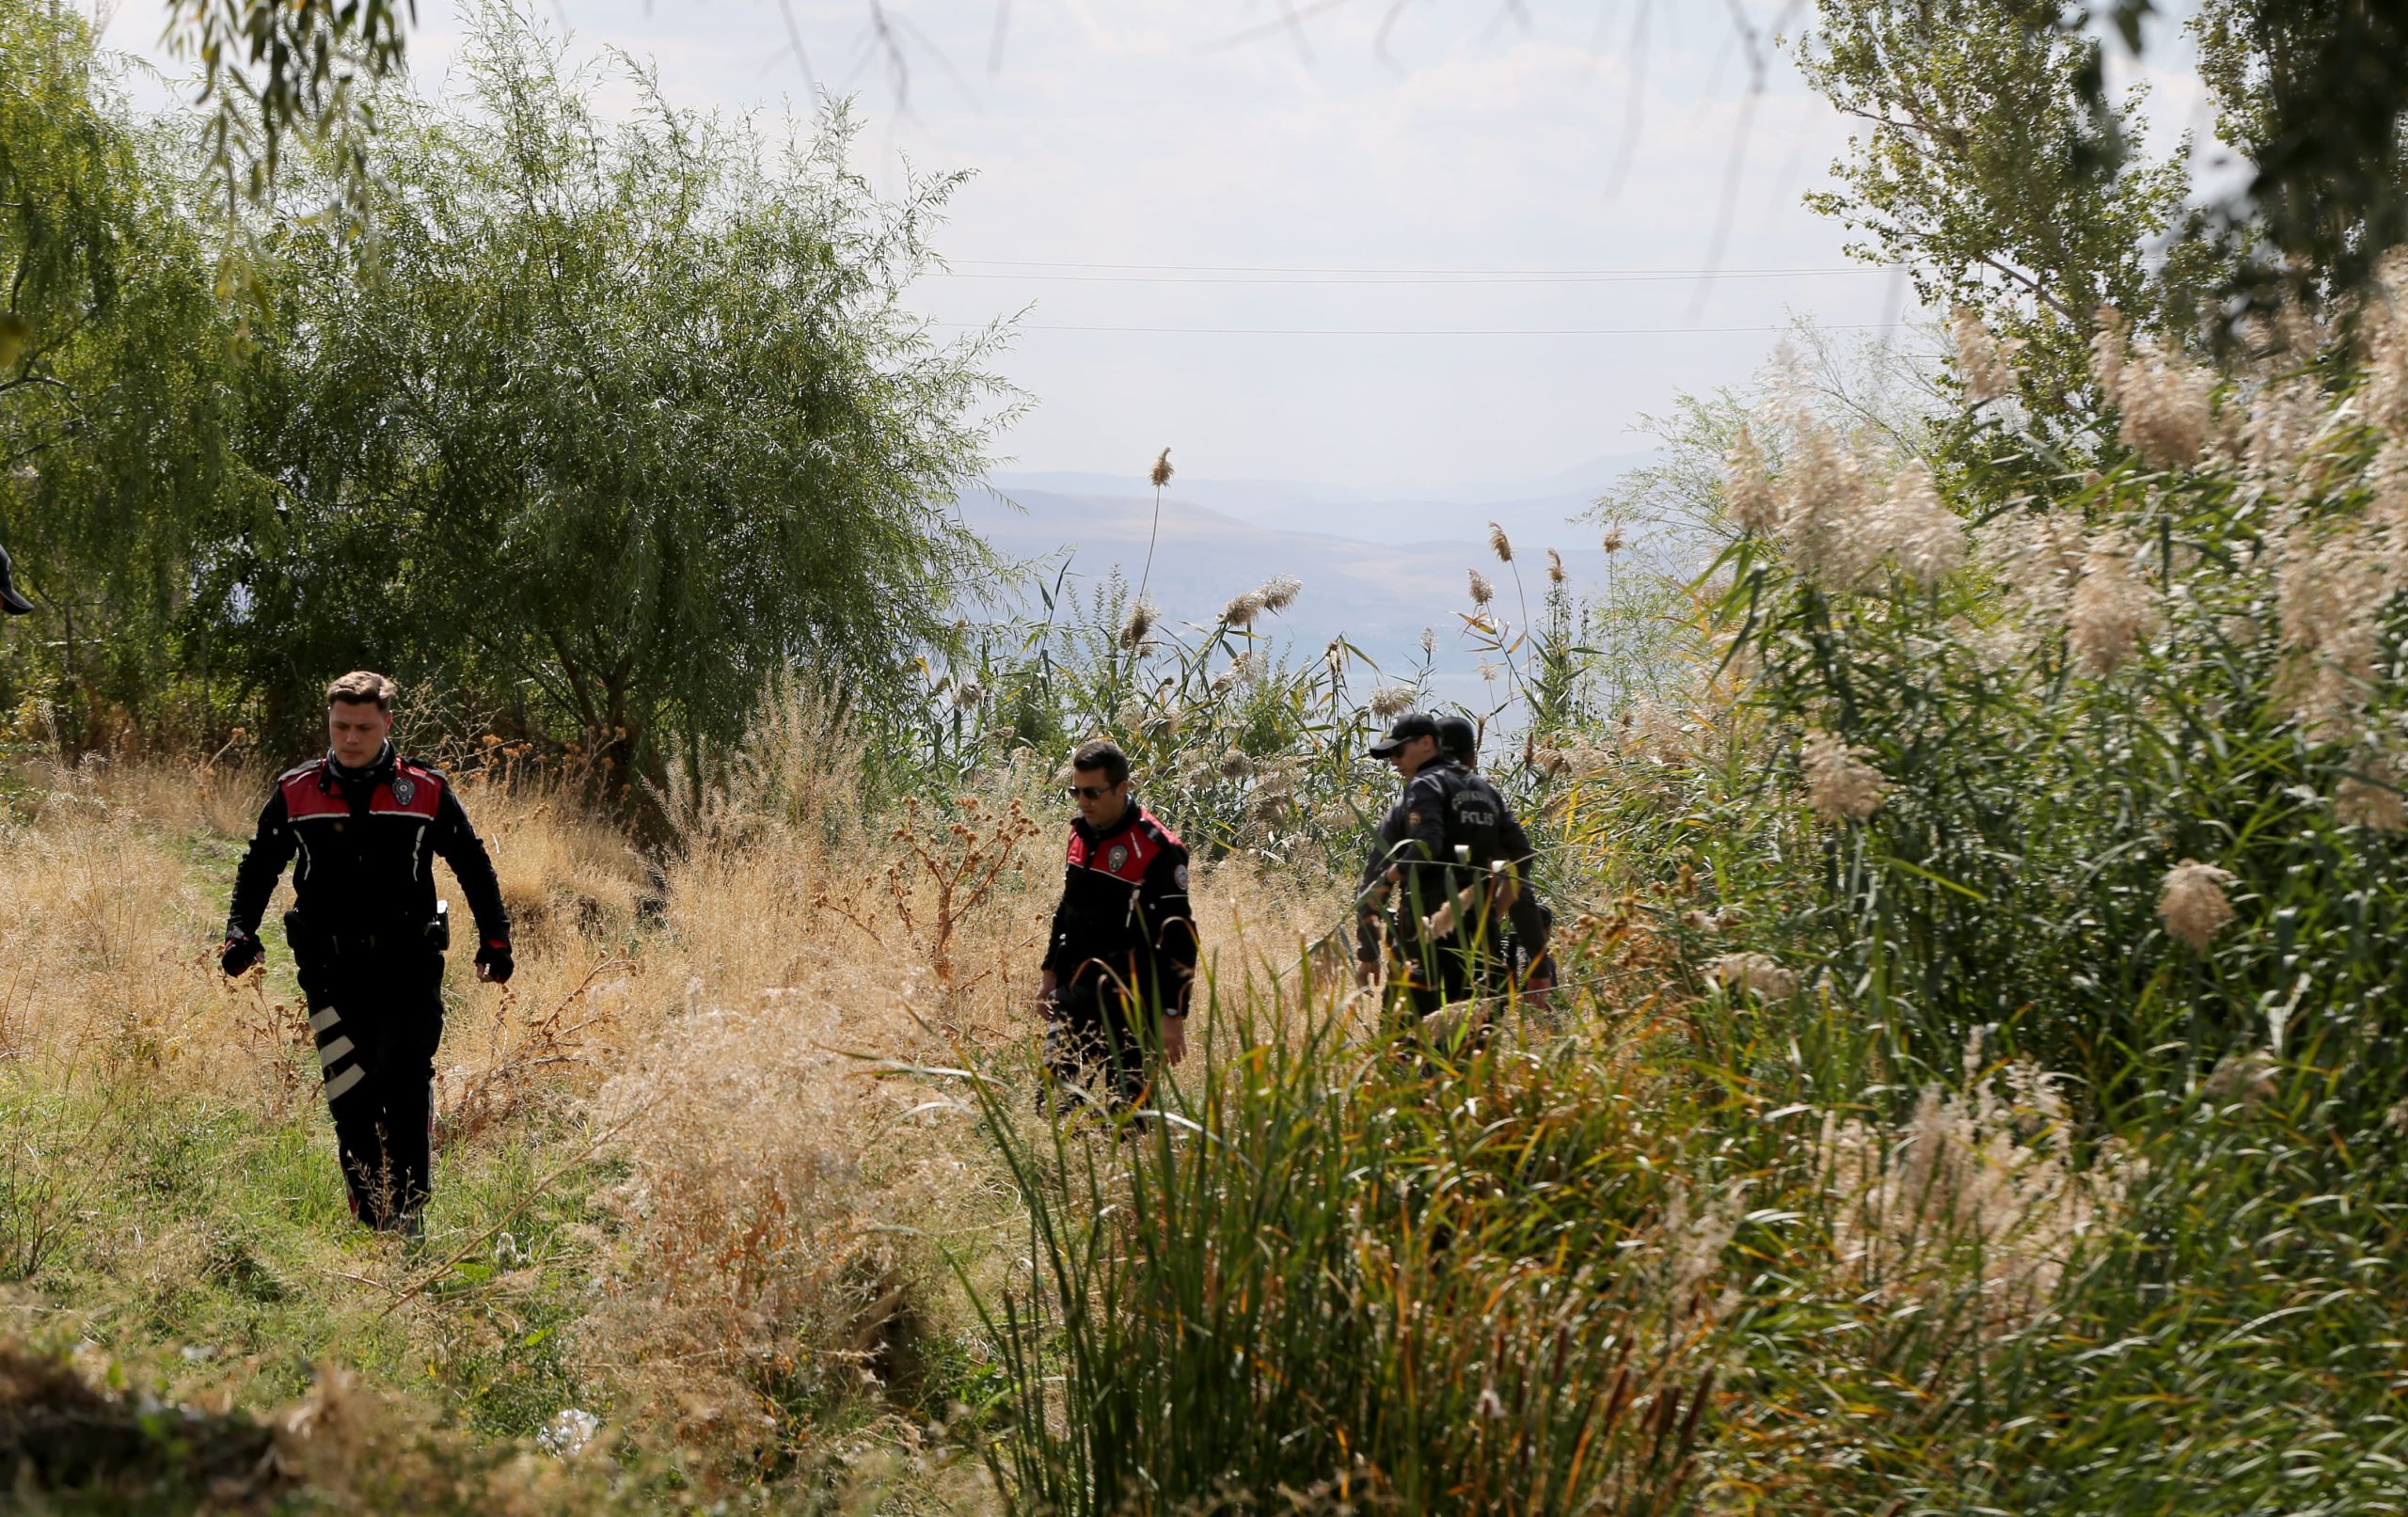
[986,451,1656,552]
[953,452,1669,704]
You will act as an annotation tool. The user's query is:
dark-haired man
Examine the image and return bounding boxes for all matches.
[1354,712,1527,1021]
[1036,738,1199,1114]
[218,672,514,1234]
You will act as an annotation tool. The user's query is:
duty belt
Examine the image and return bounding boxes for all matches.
[287,899,450,957]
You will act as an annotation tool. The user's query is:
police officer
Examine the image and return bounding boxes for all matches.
[1036,738,1198,1114]
[1434,715,1556,1004]
[1354,712,1522,1020]
[218,672,514,1234]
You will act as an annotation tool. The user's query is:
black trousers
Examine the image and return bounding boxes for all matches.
[1041,978,1151,1114]
[1388,931,1483,1018]
[288,919,446,1228]
[1387,932,1505,1062]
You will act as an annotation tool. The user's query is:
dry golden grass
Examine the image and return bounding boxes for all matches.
[0,757,249,1085]
[578,745,1350,1447]
[0,729,1351,1479]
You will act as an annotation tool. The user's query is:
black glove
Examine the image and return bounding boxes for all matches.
[220,930,263,977]
[474,938,515,985]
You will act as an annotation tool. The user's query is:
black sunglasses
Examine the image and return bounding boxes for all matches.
[1065,782,1119,800]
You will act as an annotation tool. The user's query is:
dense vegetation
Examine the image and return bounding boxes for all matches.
[8,3,2408,1515]
[1,0,1007,785]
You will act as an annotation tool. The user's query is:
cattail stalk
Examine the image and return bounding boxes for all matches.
[1138,448,1172,608]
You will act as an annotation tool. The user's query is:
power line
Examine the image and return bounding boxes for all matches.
[945,258,1878,278]
[933,320,1893,337]
[930,267,1881,287]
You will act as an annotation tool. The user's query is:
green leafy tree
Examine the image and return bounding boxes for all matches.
[2191,0,2408,314]
[1792,0,2225,415]
[0,0,246,742]
[218,8,1016,793]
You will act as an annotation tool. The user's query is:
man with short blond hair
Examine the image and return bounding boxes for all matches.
[219,672,513,1235]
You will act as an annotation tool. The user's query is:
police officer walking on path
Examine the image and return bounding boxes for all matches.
[1354,712,1532,1025]
[218,672,514,1236]
[1434,715,1556,1006]
[1036,738,1199,1115]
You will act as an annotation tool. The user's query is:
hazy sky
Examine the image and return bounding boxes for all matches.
[98,1,2216,493]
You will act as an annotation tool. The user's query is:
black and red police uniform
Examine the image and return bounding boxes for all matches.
[221,743,511,1229]
[1039,801,1199,1111]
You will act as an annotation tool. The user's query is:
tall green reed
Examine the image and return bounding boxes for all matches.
[958,967,1725,1514]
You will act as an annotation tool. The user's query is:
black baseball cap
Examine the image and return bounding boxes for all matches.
[1368,712,1439,758]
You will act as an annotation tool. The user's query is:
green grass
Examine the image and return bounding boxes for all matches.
[0,1058,1006,1511]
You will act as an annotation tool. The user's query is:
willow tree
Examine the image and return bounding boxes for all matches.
[1792,0,2229,419]
[221,7,1016,789]
[0,0,245,740]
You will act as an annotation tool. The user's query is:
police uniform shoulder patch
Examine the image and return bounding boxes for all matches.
[1108,844,1130,872]
[1175,863,1189,890]
[390,775,417,806]
[1138,809,1184,849]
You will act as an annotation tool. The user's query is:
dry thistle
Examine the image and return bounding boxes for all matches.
[1118,597,1158,650]
[2089,308,2130,406]
[1137,449,1173,609]
[1705,952,1798,1000]
[2117,343,2215,468]
[2273,517,2399,738]
[1222,589,1268,629]
[1368,687,1416,720]
[2093,313,2213,468]
[1601,525,1627,555]
[1723,423,1777,534]
[1211,652,1262,696]
[2067,534,2157,675]
[1950,305,2025,405]
[2337,763,2408,831]
[1488,522,1513,562]
[1259,574,1302,611]
[2364,253,2408,435]
[1546,547,1566,583]
[1467,569,1495,607]
[1771,414,1887,591]
[2158,860,2238,952]
[1823,1058,2123,1336]
[2200,1049,2279,1107]
[1883,460,1966,587]
[1621,697,1687,764]
[1801,729,1888,822]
